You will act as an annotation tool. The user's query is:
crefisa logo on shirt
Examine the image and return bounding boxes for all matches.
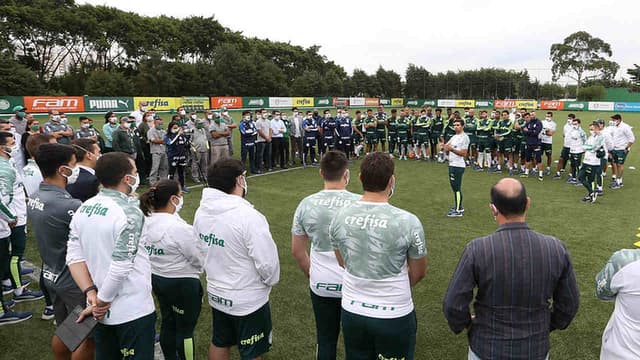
[200,233,225,247]
[343,214,388,230]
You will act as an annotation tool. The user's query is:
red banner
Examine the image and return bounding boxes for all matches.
[539,100,564,110]
[494,100,517,109]
[332,97,349,107]
[24,96,85,113]
[210,97,242,109]
[364,98,380,106]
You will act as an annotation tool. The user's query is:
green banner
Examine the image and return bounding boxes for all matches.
[563,101,588,111]
[180,97,210,112]
[403,99,436,107]
[84,97,133,112]
[314,97,332,107]
[475,100,494,108]
[243,97,268,108]
[379,98,391,106]
[0,96,24,113]
[420,99,437,107]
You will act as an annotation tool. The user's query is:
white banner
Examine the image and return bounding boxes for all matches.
[349,97,365,106]
[269,97,293,108]
[588,102,614,111]
[437,99,456,107]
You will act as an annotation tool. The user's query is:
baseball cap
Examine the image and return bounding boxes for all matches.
[13,105,26,112]
[611,114,622,120]
[596,119,605,125]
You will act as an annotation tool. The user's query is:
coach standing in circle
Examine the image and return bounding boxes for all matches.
[329,152,426,360]
[444,119,469,217]
[140,179,205,360]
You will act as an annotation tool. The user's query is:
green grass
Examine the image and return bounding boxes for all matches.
[4,110,639,359]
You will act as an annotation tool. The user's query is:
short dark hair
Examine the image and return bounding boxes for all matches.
[435,108,442,112]
[207,158,245,194]
[72,138,97,162]
[320,151,348,182]
[391,109,397,114]
[26,133,53,159]
[36,143,76,178]
[572,118,581,124]
[453,119,464,126]
[490,180,527,218]
[0,132,14,146]
[546,112,553,116]
[95,152,134,187]
[568,113,576,119]
[139,179,181,216]
[611,114,622,121]
[360,152,394,192]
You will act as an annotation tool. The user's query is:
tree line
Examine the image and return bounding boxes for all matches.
[0,1,636,100]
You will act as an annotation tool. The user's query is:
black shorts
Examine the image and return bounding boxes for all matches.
[525,144,542,163]
[211,303,272,360]
[560,146,570,160]
[542,143,552,155]
[47,282,86,325]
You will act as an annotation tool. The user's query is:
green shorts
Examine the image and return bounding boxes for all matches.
[211,303,272,360]
[397,135,409,144]
[611,149,628,165]
[415,134,429,146]
[542,143,552,155]
[352,133,362,144]
[342,309,417,360]
[466,135,477,147]
[365,133,378,145]
[497,139,513,154]
[430,134,442,143]
[376,131,386,143]
[387,132,397,143]
[477,138,492,152]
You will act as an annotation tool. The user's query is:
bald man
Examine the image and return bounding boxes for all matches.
[443,178,579,360]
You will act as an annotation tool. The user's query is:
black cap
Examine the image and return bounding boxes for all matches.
[611,114,622,120]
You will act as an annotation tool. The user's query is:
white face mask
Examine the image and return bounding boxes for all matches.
[123,122,131,129]
[61,165,80,184]
[179,110,186,116]
[293,112,298,116]
[126,173,140,194]
[281,115,287,120]
[81,123,90,129]
[51,115,61,122]
[171,128,179,134]
[567,119,572,124]
[590,130,595,136]
[140,106,147,112]
[545,117,551,121]
[325,114,330,119]
[109,117,117,123]
[573,124,579,130]
[207,114,213,120]
[171,195,184,214]
[145,116,154,122]
[190,114,197,120]
[244,116,251,121]
[222,111,229,116]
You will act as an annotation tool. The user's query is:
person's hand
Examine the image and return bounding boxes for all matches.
[8,219,17,228]
[92,299,110,320]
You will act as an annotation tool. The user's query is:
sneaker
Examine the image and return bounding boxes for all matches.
[591,192,598,203]
[0,310,32,326]
[13,289,44,303]
[566,177,575,183]
[2,279,30,295]
[449,206,465,213]
[552,174,561,180]
[474,166,484,172]
[610,183,621,190]
[41,306,55,321]
[581,195,592,203]
[447,210,463,217]
[596,189,604,196]
[3,299,15,310]
[182,187,191,193]
[519,173,528,178]
[20,268,34,276]
[573,181,583,186]
[545,169,551,177]
[538,175,544,182]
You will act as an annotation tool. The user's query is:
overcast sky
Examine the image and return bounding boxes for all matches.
[79,0,639,84]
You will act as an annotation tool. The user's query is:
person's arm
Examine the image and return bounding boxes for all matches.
[595,250,640,301]
[550,248,580,331]
[624,126,635,152]
[408,257,426,287]
[62,125,74,137]
[407,218,427,287]
[173,222,205,272]
[291,234,310,278]
[443,246,476,334]
[112,131,122,151]
[246,214,280,287]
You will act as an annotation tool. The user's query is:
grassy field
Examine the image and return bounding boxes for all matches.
[2,110,639,359]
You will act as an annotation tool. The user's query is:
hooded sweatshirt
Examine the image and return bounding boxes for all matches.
[193,188,280,316]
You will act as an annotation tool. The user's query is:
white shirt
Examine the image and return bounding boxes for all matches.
[447,133,470,168]
[270,119,285,138]
[601,126,615,155]
[9,167,27,227]
[540,119,557,144]
[612,121,635,150]
[583,133,604,166]
[130,110,144,127]
[141,212,204,279]
[562,121,574,148]
[66,189,155,325]
[23,159,43,197]
[255,119,271,143]
[194,188,280,316]
[567,126,586,154]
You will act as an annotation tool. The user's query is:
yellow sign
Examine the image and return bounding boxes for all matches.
[515,100,538,109]
[455,100,475,108]
[180,97,210,111]
[133,97,180,111]
[391,98,404,107]
[292,97,314,107]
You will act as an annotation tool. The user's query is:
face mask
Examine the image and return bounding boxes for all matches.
[567,119,572,124]
[590,130,595,136]
[17,112,26,118]
[207,114,213,120]
[171,195,184,214]
[51,115,61,123]
[126,173,140,194]
[464,112,469,117]
[156,125,163,130]
[325,114,330,119]
[244,116,251,121]
[573,125,579,130]
[171,128,179,134]
[240,176,248,198]
[61,117,68,124]
[222,111,229,117]
[109,117,117,123]
[179,110,186,116]
[293,112,298,116]
[123,122,131,129]
[82,123,90,129]
[282,115,287,120]
[275,115,281,120]
[30,125,40,131]
[61,165,80,184]
[545,117,551,121]
[140,106,147,112]
[190,114,197,120]
[196,124,204,129]
[145,116,154,122]
[608,121,614,127]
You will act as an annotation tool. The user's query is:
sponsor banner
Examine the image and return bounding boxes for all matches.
[437,99,456,107]
[133,97,180,111]
[494,100,516,109]
[210,96,242,109]
[293,97,314,107]
[563,101,588,111]
[614,102,640,112]
[180,97,210,112]
[243,97,268,108]
[588,101,615,111]
[315,97,333,106]
[349,97,365,106]
[24,96,85,113]
[421,99,437,107]
[0,96,24,112]
[269,97,293,108]
[364,98,379,106]
[333,97,349,107]
[475,100,494,108]
[455,99,475,108]
[379,98,391,106]
[391,98,404,107]
[515,100,538,109]
[85,97,133,112]
[539,100,564,110]
[405,99,419,107]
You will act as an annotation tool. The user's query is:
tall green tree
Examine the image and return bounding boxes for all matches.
[374,67,402,97]
[550,31,619,96]
[627,64,640,88]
